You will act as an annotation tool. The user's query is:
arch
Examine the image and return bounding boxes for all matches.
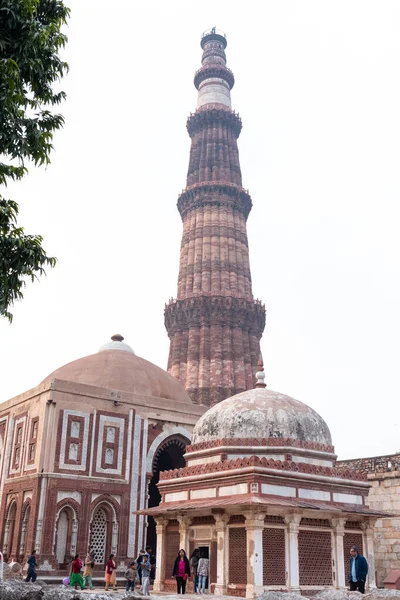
[2,500,17,559]
[146,426,192,473]
[89,497,120,565]
[90,495,119,521]
[146,429,191,553]
[56,498,81,520]
[20,498,32,523]
[90,505,108,565]
[18,499,32,558]
[54,503,78,566]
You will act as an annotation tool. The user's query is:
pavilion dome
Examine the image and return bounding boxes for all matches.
[191,387,332,446]
[42,334,193,404]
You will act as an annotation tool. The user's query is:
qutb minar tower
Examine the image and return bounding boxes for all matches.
[165,29,265,406]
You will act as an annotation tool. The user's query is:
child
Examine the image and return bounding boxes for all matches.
[125,562,137,595]
[140,555,151,596]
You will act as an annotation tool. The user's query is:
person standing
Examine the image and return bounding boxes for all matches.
[125,562,137,595]
[83,552,94,590]
[105,553,117,591]
[348,545,368,594]
[25,549,38,583]
[190,548,200,594]
[172,549,190,594]
[70,554,85,590]
[197,552,209,594]
[146,546,156,583]
[140,554,151,596]
[136,549,148,587]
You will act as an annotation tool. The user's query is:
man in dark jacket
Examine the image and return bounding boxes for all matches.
[348,546,368,594]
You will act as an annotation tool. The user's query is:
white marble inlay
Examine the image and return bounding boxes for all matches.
[59,410,90,471]
[57,491,82,503]
[261,483,296,497]
[96,415,125,475]
[299,488,330,501]
[165,491,188,502]
[71,421,80,438]
[69,443,78,461]
[190,488,216,500]
[127,414,141,556]
[105,448,114,465]
[219,483,248,496]
[138,419,148,551]
[333,492,363,505]
[107,427,116,443]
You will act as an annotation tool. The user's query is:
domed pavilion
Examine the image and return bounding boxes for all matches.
[140,363,386,598]
[0,335,205,573]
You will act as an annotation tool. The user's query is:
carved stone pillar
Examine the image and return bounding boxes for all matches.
[177,514,192,553]
[153,517,168,592]
[284,514,301,593]
[332,517,346,589]
[362,520,377,589]
[214,513,230,596]
[70,519,78,557]
[111,521,118,556]
[2,520,11,556]
[245,512,265,598]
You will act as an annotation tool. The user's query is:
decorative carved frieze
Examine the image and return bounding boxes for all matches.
[177,182,252,220]
[164,296,265,336]
[186,437,335,454]
[194,65,235,90]
[159,454,367,482]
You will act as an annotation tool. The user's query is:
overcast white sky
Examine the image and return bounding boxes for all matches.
[1,1,399,460]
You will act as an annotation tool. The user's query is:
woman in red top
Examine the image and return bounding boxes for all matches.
[172,549,190,594]
[70,554,85,590]
[105,553,117,591]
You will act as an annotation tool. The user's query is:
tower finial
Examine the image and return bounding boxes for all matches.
[255,356,267,388]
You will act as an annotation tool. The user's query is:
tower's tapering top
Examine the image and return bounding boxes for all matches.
[195,28,234,110]
[200,28,227,50]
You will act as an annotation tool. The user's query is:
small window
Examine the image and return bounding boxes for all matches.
[29,443,35,461]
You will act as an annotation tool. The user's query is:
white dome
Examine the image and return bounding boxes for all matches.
[98,334,135,354]
[192,388,332,446]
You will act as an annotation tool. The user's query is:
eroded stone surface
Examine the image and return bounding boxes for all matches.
[192,388,332,444]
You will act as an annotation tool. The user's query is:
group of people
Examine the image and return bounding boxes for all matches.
[22,542,368,596]
[68,547,156,594]
[171,548,210,595]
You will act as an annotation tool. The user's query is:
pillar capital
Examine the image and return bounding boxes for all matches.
[244,511,266,529]
[155,516,168,532]
[284,513,302,531]
[360,518,377,535]
[177,514,191,553]
[214,512,230,530]
[177,514,192,529]
[332,517,346,534]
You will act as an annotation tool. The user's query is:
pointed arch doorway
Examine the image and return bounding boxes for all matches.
[146,435,188,553]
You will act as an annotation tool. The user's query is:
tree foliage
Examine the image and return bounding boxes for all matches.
[0,0,70,322]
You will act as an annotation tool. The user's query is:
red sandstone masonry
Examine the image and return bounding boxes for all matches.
[165,37,265,407]
[159,454,367,482]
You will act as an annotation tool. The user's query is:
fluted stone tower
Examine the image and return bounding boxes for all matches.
[165,29,265,406]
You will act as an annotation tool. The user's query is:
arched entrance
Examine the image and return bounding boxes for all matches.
[2,500,17,559]
[89,500,119,566]
[91,506,108,565]
[54,505,78,567]
[19,502,31,559]
[146,436,187,553]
